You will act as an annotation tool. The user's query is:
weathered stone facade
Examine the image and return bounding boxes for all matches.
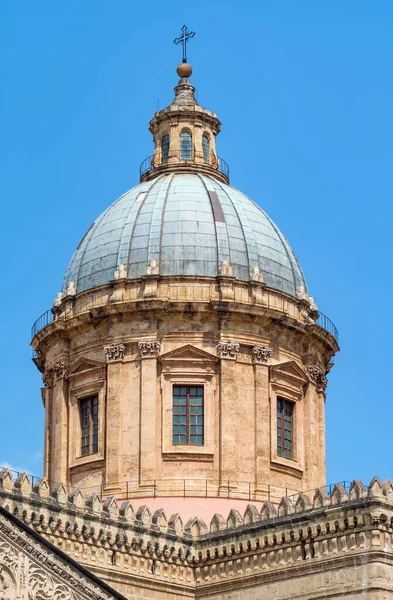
[0,470,393,599]
[6,39,387,600]
[33,276,336,507]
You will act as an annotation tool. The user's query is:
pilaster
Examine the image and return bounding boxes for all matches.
[105,360,123,493]
[254,360,270,488]
[218,341,240,485]
[138,340,161,484]
[51,366,68,484]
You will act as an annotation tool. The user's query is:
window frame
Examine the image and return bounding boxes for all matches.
[172,385,204,446]
[180,130,192,160]
[68,365,106,470]
[202,133,210,164]
[160,346,217,460]
[276,397,294,459]
[79,394,99,456]
[161,133,170,163]
[269,363,307,478]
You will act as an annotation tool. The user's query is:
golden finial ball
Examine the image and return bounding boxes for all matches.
[177,62,192,78]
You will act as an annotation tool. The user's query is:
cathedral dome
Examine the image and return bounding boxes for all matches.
[63,172,307,297]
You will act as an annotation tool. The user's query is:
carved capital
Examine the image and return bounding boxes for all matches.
[53,361,68,379]
[104,344,126,362]
[42,361,68,387]
[216,341,240,360]
[139,340,161,358]
[304,363,328,392]
[252,345,272,364]
[42,369,54,388]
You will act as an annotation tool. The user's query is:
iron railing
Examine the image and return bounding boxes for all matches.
[316,311,338,343]
[139,151,230,179]
[30,304,338,345]
[31,309,54,340]
[0,467,352,506]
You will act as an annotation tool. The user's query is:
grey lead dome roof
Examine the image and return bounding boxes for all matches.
[63,173,307,297]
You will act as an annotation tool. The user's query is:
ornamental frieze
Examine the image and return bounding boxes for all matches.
[304,363,328,392]
[252,346,273,364]
[216,341,240,360]
[104,344,126,362]
[138,340,162,358]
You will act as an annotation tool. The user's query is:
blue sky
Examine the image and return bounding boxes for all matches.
[0,1,392,486]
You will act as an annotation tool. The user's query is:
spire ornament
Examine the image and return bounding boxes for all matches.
[173,25,195,64]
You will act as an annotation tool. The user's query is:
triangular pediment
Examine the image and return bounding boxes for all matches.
[160,344,218,363]
[270,361,308,389]
[67,357,105,377]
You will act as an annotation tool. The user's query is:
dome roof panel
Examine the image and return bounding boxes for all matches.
[63,173,307,297]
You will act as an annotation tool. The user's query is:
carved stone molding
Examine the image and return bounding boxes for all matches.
[0,512,118,600]
[138,340,162,359]
[252,345,273,364]
[304,362,328,392]
[104,344,126,362]
[216,341,240,360]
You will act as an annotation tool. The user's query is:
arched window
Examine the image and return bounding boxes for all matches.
[180,131,192,160]
[202,134,210,163]
[161,134,170,163]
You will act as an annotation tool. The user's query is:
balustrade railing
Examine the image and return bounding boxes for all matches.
[139,151,230,179]
[0,467,351,506]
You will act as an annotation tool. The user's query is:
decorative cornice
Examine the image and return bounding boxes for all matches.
[138,340,162,359]
[104,344,126,362]
[216,341,240,360]
[252,346,272,365]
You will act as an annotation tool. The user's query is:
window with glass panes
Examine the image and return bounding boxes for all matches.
[172,386,204,445]
[277,398,293,459]
[202,134,210,163]
[180,131,192,160]
[80,395,98,456]
[161,134,170,163]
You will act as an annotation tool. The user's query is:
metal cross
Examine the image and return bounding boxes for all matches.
[173,25,195,63]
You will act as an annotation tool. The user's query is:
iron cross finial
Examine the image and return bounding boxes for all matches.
[173,25,195,63]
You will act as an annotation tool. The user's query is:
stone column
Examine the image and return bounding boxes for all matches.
[253,346,272,490]
[217,341,240,487]
[105,344,126,494]
[138,340,161,485]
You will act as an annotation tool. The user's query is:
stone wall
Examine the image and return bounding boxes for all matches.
[0,470,393,599]
[33,277,336,502]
